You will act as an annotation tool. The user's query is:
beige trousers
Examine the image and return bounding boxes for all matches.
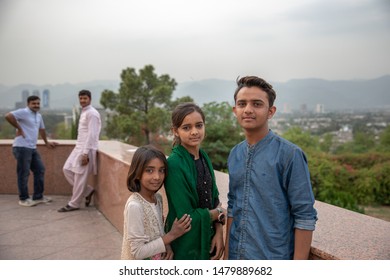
[63,167,94,208]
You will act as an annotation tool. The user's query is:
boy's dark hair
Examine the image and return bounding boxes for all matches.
[171,102,205,147]
[27,95,40,103]
[127,145,168,193]
[234,76,276,107]
[79,89,92,99]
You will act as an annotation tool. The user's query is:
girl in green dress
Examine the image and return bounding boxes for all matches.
[164,103,226,260]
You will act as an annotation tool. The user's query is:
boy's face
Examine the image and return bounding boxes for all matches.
[233,86,276,133]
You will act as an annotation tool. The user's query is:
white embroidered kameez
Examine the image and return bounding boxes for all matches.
[121,192,166,260]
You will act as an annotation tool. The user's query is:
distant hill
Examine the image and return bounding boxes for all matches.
[173,76,390,111]
[273,76,390,111]
[0,76,389,111]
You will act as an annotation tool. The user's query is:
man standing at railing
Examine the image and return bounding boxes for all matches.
[5,95,57,207]
[58,89,101,212]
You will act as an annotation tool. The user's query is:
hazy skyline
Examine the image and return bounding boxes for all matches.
[0,0,389,86]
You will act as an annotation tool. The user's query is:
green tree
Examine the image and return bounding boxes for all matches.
[378,125,390,152]
[282,126,319,151]
[0,119,15,138]
[201,101,242,171]
[54,122,71,139]
[353,130,376,152]
[319,133,333,153]
[308,152,363,212]
[169,96,195,110]
[100,65,178,146]
[71,107,80,140]
[40,114,63,133]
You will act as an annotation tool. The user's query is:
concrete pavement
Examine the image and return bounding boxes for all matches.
[0,195,122,260]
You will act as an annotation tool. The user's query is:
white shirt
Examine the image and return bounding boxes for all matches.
[76,105,101,154]
[63,105,101,174]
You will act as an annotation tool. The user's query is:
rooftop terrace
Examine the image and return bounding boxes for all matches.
[0,140,389,260]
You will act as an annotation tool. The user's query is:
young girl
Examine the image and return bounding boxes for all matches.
[121,145,192,260]
[164,102,225,260]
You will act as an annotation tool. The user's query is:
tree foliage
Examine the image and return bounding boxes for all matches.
[334,128,376,154]
[379,125,390,152]
[282,126,319,151]
[54,122,71,139]
[308,152,363,212]
[0,118,15,138]
[201,102,243,171]
[100,65,182,146]
[282,126,390,211]
[71,107,80,140]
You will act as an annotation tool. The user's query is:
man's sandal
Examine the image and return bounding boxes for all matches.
[57,205,79,212]
[85,190,95,207]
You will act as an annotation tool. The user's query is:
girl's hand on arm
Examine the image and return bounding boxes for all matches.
[171,214,192,237]
[162,214,192,245]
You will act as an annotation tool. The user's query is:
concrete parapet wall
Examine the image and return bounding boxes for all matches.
[0,139,74,195]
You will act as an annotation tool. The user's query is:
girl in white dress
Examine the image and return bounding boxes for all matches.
[121,145,192,260]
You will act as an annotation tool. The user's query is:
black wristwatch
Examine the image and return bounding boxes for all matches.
[216,207,225,225]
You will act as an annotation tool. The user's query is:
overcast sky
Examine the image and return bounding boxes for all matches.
[0,0,389,86]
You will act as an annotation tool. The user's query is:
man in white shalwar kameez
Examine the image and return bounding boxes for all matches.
[58,90,101,212]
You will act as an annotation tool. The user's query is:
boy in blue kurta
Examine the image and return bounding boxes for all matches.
[225,76,317,260]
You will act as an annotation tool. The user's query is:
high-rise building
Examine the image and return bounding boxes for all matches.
[22,90,29,102]
[42,89,50,108]
[316,103,325,114]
